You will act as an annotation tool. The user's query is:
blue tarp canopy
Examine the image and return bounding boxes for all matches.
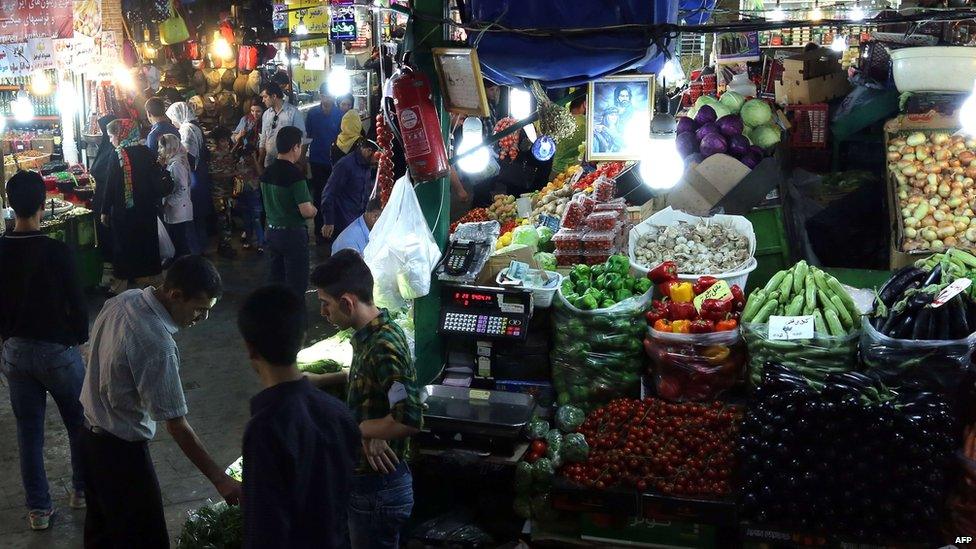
[464,0,715,88]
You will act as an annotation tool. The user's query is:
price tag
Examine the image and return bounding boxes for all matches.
[768,315,815,340]
[693,280,733,312]
[569,168,585,187]
[469,389,490,400]
[539,214,561,232]
[932,278,972,308]
[507,260,530,281]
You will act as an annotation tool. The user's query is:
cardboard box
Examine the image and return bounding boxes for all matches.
[883,111,957,268]
[475,243,537,285]
[666,150,783,216]
[780,49,843,80]
[31,138,55,154]
[775,71,850,106]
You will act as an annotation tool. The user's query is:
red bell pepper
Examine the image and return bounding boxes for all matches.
[689,319,715,333]
[668,301,698,321]
[646,307,668,325]
[657,280,679,299]
[693,276,719,296]
[700,298,734,321]
[648,261,678,284]
[730,284,746,312]
[716,318,739,331]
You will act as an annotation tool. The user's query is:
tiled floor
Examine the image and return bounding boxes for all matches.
[0,244,334,548]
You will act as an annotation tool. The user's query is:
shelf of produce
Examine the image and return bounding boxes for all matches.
[640,492,738,527]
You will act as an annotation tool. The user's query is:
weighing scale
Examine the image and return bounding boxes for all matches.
[437,284,533,342]
[417,385,536,457]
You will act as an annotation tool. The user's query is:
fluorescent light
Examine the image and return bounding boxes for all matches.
[640,112,684,191]
[769,0,786,21]
[295,21,308,36]
[12,90,33,123]
[960,81,976,136]
[457,117,490,174]
[509,88,533,120]
[811,5,824,21]
[831,35,848,53]
[113,65,136,90]
[327,67,352,97]
[212,36,233,60]
[849,4,865,21]
[56,81,78,115]
[30,70,51,96]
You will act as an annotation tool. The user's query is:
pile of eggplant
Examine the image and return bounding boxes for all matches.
[871,265,976,340]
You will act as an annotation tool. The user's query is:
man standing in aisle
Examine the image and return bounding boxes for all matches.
[259,82,307,170]
[0,171,89,531]
[238,285,360,548]
[79,256,241,548]
[320,138,379,241]
[331,197,382,256]
[145,97,179,154]
[305,85,344,245]
[261,126,317,298]
[309,250,423,549]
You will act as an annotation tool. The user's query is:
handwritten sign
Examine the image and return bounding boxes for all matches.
[933,278,972,308]
[693,280,733,313]
[768,315,815,340]
[5,43,31,76]
[28,37,55,70]
[0,1,73,43]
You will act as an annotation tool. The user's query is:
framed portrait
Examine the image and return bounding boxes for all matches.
[432,47,490,117]
[586,74,656,161]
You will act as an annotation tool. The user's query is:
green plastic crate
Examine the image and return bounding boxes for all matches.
[746,205,791,293]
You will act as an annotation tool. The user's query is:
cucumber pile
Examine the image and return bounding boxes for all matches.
[742,261,861,336]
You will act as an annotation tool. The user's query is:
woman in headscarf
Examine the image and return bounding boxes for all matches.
[90,114,118,265]
[166,101,211,255]
[330,95,363,164]
[99,119,164,286]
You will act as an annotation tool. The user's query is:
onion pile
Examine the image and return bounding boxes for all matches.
[892,132,976,253]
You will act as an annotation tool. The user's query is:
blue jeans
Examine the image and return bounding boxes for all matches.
[0,338,86,511]
[348,462,413,549]
[243,208,265,247]
[266,227,310,298]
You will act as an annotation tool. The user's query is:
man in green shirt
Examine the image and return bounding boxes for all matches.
[308,250,423,549]
[549,95,587,180]
[260,126,317,298]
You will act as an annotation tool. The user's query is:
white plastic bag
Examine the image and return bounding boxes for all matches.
[158,218,174,264]
[363,176,441,310]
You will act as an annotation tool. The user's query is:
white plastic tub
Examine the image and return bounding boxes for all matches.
[890,47,976,93]
[496,268,562,308]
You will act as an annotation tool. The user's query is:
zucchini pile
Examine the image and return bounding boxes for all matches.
[742,261,860,336]
[871,264,976,340]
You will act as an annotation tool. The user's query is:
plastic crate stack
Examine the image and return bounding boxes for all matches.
[552,178,632,267]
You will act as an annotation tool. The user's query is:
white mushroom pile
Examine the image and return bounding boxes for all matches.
[633,221,751,274]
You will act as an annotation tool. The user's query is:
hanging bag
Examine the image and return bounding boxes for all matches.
[159,0,190,46]
[237,45,257,71]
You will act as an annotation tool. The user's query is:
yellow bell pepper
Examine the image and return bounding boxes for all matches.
[671,320,692,334]
[669,282,695,304]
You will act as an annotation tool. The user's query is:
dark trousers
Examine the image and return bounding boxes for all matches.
[267,227,310,298]
[310,162,332,243]
[80,427,167,549]
[164,220,192,260]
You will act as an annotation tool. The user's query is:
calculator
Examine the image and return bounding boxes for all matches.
[438,284,532,341]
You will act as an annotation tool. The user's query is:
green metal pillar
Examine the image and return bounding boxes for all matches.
[410,0,450,385]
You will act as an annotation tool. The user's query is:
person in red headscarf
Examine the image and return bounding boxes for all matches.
[98,119,167,288]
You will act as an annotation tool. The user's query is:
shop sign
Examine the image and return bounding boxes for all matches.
[330,10,357,41]
[53,34,95,73]
[28,38,55,70]
[289,0,329,35]
[714,31,760,62]
[0,0,74,43]
[272,4,287,33]
[4,43,32,76]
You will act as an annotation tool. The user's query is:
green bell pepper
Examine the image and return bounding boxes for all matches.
[600,298,616,308]
[605,273,624,291]
[595,273,608,290]
[607,254,630,275]
[591,264,606,277]
[615,288,634,302]
[623,276,636,291]
[561,279,575,296]
[585,288,604,303]
[579,294,599,310]
[634,278,652,294]
[570,264,591,285]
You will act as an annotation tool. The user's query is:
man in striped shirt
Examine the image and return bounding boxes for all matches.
[79,256,241,548]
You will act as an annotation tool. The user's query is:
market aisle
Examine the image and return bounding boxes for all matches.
[0,246,333,548]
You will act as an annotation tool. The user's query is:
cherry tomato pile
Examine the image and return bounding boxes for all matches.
[574,162,626,191]
[561,397,741,498]
[494,117,521,161]
[374,114,395,206]
[449,207,490,234]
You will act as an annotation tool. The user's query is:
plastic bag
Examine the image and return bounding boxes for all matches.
[545,429,563,456]
[532,458,555,484]
[176,501,243,549]
[157,218,174,264]
[550,290,650,410]
[526,419,550,440]
[743,322,858,387]
[555,405,585,433]
[512,224,540,250]
[363,176,442,310]
[646,328,746,401]
[860,317,976,399]
[562,433,590,462]
[514,461,533,494]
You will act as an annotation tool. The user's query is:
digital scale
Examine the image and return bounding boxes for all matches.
[438,284,533,342]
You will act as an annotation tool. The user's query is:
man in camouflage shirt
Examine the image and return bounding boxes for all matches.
[209,127,238,258]
[308,250,423,549]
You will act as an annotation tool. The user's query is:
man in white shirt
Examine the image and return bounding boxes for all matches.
[79,256,241,548]
[259,82,307,169]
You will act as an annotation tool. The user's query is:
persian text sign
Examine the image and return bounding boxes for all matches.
[0,0,74,43]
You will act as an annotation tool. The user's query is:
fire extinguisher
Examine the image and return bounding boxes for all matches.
[390,65,450,182]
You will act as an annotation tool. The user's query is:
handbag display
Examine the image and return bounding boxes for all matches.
[159,0,190,45]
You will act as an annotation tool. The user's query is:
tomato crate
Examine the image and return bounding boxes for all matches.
[641,492,739,527]
[550,477,640,516]
[787,103,829,149]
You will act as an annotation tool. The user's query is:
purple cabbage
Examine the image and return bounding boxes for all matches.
[700,133,728,157]
[717,114,744,137]
[676,132,699,158]
[728,134,751,157]
[740,151,762,169]
[749,145,764,157]
[694,105,718,125]
[676,116,698,134]
[695,123,720,142]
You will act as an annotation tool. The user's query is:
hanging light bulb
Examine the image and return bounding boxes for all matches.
[327,66,352,97]
[509,88,533,120]
[831,35,848,53]
[658,57,686,87]
[295,13,309,36]
[769,0,786,21]
[212,33,233,61]
[457,117,491,174]
[113,64,136,90]
[11,89,34,123]
[960,80,976,136]
[30,70,51,96]
[849,2,865,21]
[639,111,684,191]
[811,1,824,22]
[56,81,78,116]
